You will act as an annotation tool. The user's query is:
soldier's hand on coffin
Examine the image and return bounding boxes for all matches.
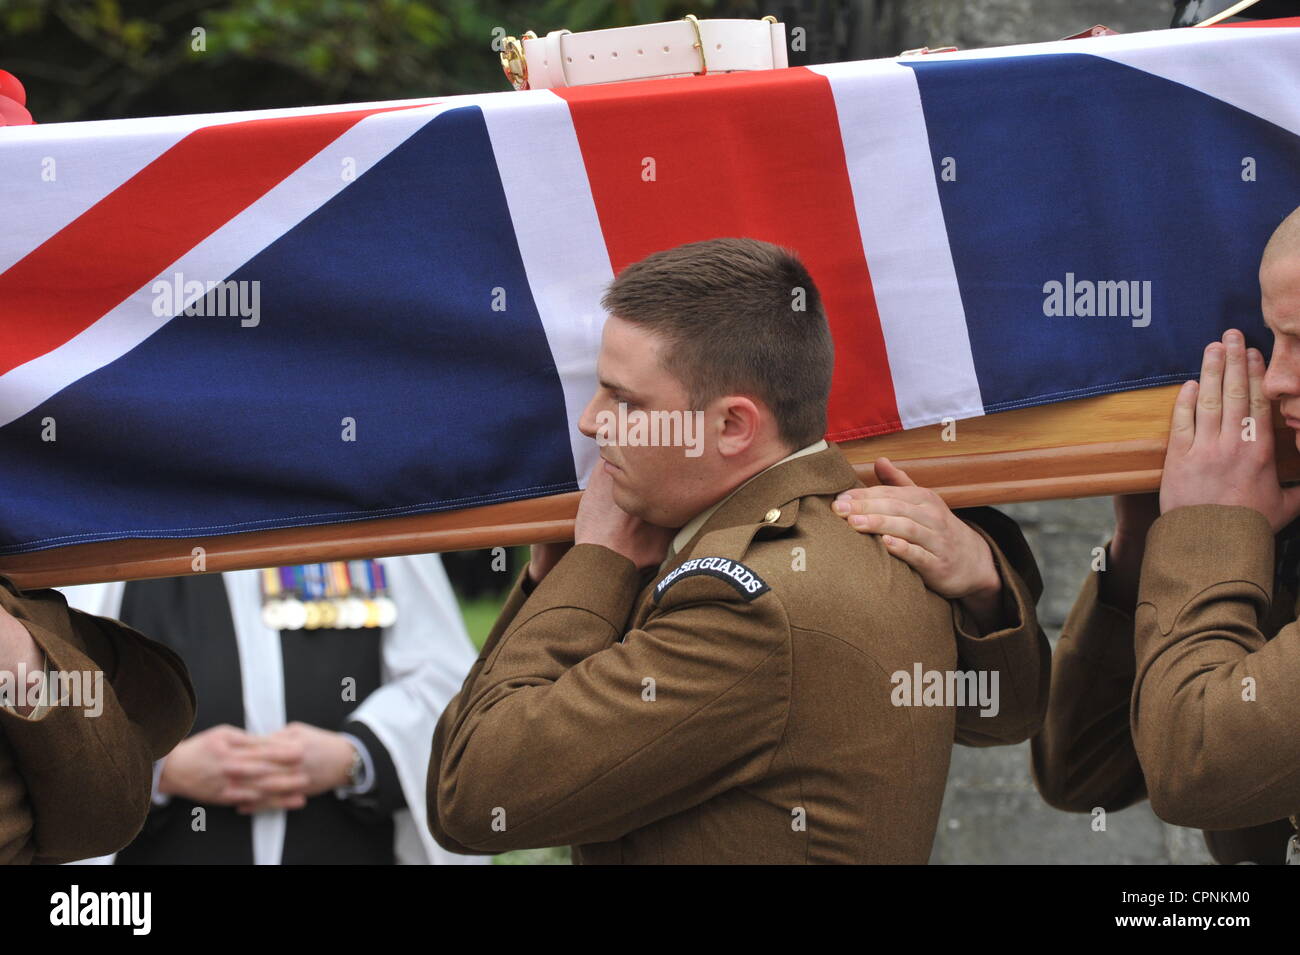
[1160,328,1300,532]
[832,457,1001,614]
[575,458,675,571]
[161,724,308,809]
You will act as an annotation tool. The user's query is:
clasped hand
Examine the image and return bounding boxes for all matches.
[159,722,357,814]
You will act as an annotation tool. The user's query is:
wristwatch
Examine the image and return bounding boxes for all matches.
[345,744,364,789]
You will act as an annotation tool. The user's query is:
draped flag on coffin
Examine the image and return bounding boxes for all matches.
[1,20,1299,555]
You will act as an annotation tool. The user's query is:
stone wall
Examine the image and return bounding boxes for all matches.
[931,497,1214,864]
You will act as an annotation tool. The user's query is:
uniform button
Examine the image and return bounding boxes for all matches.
[763,508,781,523]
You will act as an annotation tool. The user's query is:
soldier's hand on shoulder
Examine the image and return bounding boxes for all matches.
[832,457,999,603]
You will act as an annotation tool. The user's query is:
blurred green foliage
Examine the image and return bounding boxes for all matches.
[0,0,769,121]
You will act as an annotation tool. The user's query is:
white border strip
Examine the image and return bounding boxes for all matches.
[479,89,611,487]
[811,60,983,430]
[889,24,1300,134]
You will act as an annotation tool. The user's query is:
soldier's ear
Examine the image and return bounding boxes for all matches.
[714,395,763,459]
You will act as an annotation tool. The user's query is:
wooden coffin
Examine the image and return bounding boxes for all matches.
[5,382,1298,590]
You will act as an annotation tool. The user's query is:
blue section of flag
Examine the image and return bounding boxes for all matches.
[0,105,578,554]
[906,52,1300,412]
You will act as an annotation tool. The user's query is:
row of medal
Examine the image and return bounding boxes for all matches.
[260,561,398,631]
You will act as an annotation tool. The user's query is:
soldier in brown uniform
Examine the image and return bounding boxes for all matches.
[428,238,1049,864]
[1033,206,1300,864]
[1,576,195,864]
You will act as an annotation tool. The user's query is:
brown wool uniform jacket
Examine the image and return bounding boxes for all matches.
[428,444,1050,863]
[1032,504,1300,864]
[0,576,195,864]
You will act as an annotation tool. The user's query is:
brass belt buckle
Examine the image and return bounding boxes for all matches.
[500,30,537,90]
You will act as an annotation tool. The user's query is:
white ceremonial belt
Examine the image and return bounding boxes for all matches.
[501,17,788,91]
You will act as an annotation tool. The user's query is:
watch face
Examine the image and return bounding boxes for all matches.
[348,750,364,786]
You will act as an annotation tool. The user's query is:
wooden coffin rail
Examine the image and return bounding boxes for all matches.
[6,383,1299,589]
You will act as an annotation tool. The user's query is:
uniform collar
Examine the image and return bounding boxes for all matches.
[659,439,867,575]
[668,440,829,559]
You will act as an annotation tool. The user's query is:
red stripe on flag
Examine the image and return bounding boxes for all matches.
[558,68,902,441]
[0,104,427,376]
[1211,15,1300,27]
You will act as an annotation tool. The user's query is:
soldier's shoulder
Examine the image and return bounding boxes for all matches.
[651,552,777,609]
[655,494,870,607]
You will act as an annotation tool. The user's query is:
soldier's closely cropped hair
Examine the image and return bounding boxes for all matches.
[600,237,834,449]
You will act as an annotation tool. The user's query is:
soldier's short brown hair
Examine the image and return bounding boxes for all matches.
[599,238,834,450]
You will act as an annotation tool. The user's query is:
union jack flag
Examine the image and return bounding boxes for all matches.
[1,20,1298,555]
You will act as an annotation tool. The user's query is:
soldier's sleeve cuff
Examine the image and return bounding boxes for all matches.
[1138,504,1273,636]
[952,510,1038,647]
[1062,565,1139,677]
[0,576,85,677]
[23,652,51,721]
[0,650,50,720]
[528,543,641,633]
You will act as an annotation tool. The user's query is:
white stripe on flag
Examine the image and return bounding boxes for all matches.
[894,25,1300,137]
[1084,28,1300,136]
[479,90,611,489]
[0,101,457,428]
[0,96,443,277]
[0,127,187,276]
[811,61,984,430]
